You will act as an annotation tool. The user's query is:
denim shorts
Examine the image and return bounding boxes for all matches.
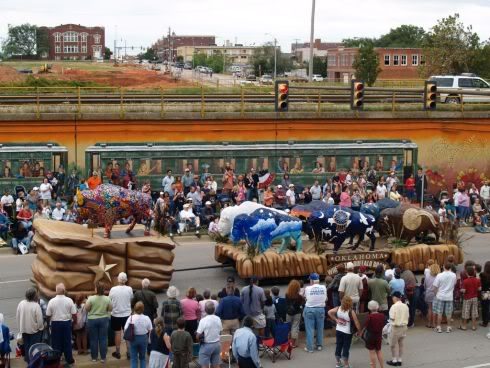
[199,342,221,366]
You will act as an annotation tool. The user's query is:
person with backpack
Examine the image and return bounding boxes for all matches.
[328,296,362,368]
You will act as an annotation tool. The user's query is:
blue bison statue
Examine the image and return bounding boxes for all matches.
[231,208,303,253]
[308,206,376,253]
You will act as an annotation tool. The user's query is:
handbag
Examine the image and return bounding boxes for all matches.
[123,316,134,342]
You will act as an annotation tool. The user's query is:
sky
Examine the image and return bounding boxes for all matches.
[1,0,490,53]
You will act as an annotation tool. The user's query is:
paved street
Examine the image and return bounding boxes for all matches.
[0,229,489,367]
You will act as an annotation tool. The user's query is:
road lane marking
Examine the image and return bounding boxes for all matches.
[463,364,490,368]
[0,279,30,285]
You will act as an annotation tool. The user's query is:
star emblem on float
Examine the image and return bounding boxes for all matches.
[89,254,117,285]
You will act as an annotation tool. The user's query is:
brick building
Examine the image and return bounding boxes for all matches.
[327,47,423,82]
[39,24,105,60]
[177,44,257,65]
[152,33,216,61]
[291,38,343,63]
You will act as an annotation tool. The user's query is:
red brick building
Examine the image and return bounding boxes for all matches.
[327,47,423,82]
[39,24,105,60]
[152,33,215,61]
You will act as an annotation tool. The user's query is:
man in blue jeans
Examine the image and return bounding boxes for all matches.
[303,273,327,353]
[46,283,77,367]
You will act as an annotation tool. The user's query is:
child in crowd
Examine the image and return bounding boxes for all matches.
[263,294,277,337]
[208,216,220,239]
[171,318,193,368]
[73,295,88,355]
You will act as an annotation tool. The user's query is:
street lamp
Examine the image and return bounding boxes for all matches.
[265,33,277,79]
[308,0,316,82]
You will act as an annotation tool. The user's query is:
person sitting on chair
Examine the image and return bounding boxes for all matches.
[179,203,200,236]
[11,222,34,254]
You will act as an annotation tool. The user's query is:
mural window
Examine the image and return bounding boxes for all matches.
[150,159,163,175]
[312,156,325,174]
[326,156,337,172]
[290,157,304,174]
[277,157,290,174]
[1,160,12,178]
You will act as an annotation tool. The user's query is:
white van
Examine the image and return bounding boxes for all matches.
[429,74,490,103]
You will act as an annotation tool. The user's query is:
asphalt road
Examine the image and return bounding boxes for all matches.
[0,229,489,368]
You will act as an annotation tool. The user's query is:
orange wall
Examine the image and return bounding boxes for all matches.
[2,118,490,191]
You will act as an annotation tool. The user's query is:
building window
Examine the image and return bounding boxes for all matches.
[94,34,101,44]
[81,33,87,42]
[55,45,61,53]
[384,55,390,66]
[81,45,87,53]
[412,54,419,66]
[55,33,61,42]
[63,45,79,53]
[328,55,336,66]
[401,55,407,66]
[63,31,78,42]
[393,55,399,66]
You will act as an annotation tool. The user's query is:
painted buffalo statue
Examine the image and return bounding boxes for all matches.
[230,207,302,253]
[379,204,440,243]
[75,184,152,238]
[218,201,267,237]
[308,206,377,253]
[360,198,400,220]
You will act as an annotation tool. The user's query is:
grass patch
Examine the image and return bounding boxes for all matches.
[0,76,102,88]
[1,60,116,72]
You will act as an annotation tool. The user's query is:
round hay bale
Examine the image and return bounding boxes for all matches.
[403,208,422,231]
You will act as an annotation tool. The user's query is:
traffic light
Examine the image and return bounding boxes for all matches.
[275,80,289,112]
[350,80,364,110]
[424,80,437,110]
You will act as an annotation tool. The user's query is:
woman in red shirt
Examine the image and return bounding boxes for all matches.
[404,174,415,202]
[362,300,386,368]
[17,202,33,229]
[180,288,200,341]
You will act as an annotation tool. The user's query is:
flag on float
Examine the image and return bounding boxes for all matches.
[258,171,275,189]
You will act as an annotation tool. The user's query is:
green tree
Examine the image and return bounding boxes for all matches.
[251,43,293,76]
[342,37,377,48]
[3,23,38,57]
[352,42,381,86]
[192,52,207,67]
[420,13,480,77]
[377,25,426,48]
[306,56,327,77]
[104,47,112,60]
[206,53,225,73]
[36,27,49,58]
[137,47,157,61]
[469,40,490,79]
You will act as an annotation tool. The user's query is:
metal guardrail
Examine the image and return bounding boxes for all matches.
[0,86,490,120]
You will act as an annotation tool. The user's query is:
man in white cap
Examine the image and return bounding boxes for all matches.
[182,168,193,196]
[179,203,201,236]
[201,200,215,225]
[286,183,296,208]
[109,272,133,359]
[303,273,327,352]
[339,262,363,312]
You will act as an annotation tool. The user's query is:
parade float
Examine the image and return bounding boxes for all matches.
[31,185,175,298]
[214,201,463,278]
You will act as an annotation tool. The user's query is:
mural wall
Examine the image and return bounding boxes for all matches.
[1,118,490,194]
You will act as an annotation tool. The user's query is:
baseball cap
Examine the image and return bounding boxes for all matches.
[185,168,190,171]
[277,184,283,188]
[33,187,39,191]
[159,191,164,195]
[289,184,294,187]
[392,291,403,299]
[205,201,211,205]
[346,262,355,270]
[309,273,320,281]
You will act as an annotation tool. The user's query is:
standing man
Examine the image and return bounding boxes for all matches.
[16,287,44,363]
[310,180,322,201]
[286,184,296,208]
[182,168,193,196]
[338,262,363,312]
[196,302,222,368]
[387,291,409,366]
[480,180,490,209]
[46,283,77,366]
[232,316,261,368]
[132,278,159,320]
[109,272,134,360]
[245,168,259,202]
[432,262,457,333]
[415,168,427,204]
[368,265,390,315]
[303,273,327,353]
[162,169,175,196]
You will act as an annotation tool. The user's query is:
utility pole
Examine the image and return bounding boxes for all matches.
[273,38,277,79]
[308,0,316,82]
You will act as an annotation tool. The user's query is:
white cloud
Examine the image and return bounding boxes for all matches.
[1,0,489,53]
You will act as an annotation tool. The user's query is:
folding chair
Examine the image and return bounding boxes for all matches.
[219,334,233,368]
[259,321,293,363]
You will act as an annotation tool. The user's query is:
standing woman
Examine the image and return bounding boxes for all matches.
[285,279,304,348]
[124,301,153,368]
[362,300,386,368]
[86,283,112,363]
[180,288,200,341]
[424,263,441,328]
[148,317,171,368]
[328,296,361,368]
[479,261,490,327]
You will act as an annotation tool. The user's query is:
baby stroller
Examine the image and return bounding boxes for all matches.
[27,343,61,368]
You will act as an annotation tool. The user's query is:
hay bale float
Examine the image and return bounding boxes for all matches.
[31,219,175,298]
[215,241,463,279]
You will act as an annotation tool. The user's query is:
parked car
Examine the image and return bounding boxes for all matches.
[312,74,324,82]
[246,75,257,81]
[290,76,308,83]
[259,74,273,85]
[184,63,192,70]
[429,74,490,103]
[175,62,185,69]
